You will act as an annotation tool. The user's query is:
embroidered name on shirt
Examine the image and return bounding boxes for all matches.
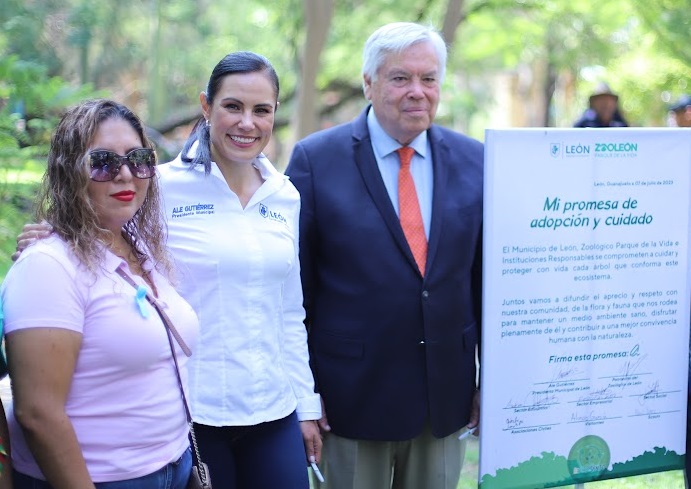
[171,203,215,218]
[259,203,287,224]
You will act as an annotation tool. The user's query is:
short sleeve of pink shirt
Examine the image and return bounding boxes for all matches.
[1,236,199,482]
[3,239,86,333]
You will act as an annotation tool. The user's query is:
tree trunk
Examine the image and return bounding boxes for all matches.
[148,0,165,125]
[441,0,466,46]
[293,0,334,141]
[543,24,558,127]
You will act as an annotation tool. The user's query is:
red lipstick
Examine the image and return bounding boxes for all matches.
[111,191,135,202]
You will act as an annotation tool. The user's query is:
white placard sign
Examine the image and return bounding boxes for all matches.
[480,129,691,489]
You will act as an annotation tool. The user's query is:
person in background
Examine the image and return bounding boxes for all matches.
[286,22,482,489]
[573,81,628,128]
[671,95,691,128]
[13,53,322,489]
[1,99,199,489]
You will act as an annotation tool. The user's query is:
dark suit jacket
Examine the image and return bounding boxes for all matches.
[285,106,483,440]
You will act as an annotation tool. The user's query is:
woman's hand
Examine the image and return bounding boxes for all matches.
[12,223,53,261]
[300,420,323,465]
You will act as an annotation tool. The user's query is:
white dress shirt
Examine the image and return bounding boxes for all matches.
[157,153,321,426]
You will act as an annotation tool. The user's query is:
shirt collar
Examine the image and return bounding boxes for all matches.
[252,153,287,182]
[366,108,428,159]
[184,140,287,184]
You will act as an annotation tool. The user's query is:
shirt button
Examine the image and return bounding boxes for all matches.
[422,290,429,299]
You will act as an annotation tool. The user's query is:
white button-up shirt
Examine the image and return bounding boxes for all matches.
[158,154,321,426]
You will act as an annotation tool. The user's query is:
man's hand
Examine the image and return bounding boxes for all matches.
[12,222,52,261]
[317,396,331,434]
[466,389,480,437]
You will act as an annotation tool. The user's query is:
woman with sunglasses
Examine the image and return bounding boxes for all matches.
[1,99,199,489]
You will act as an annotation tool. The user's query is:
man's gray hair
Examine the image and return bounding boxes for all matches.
[362,22,448,93]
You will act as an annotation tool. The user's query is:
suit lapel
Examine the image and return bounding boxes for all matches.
[352,108,421,275]
[426,125,450,277]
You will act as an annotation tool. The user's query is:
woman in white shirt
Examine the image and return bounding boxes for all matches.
[162,51,321,489]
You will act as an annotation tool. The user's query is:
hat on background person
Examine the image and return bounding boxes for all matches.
[574,81,628,128]
[589,82,619,107]
[670,94,691,112]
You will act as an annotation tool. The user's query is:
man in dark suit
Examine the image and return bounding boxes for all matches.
[286,22,483,489]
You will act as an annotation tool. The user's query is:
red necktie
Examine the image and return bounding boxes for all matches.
[396,146,427,276]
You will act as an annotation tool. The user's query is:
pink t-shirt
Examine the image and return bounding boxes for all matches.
[1,236,199,482]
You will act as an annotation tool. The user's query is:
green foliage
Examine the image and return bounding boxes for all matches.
[609,447,684,477]
[0,178,41,282]
[0,54,101,167]
[479,451,572,489]
[476,445,684,489]
[630,0,691,69]
[0,0,64,75]
[459,438,686,488]
[0,53,100,280]
[2,0,686,135]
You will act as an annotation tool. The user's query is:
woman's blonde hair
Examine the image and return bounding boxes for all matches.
[35,99,171,275]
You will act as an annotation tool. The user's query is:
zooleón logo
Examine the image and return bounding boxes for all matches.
[594,142,638,153]
[593,141,639,158]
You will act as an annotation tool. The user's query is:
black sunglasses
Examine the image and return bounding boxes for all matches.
[89,148,156,182]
